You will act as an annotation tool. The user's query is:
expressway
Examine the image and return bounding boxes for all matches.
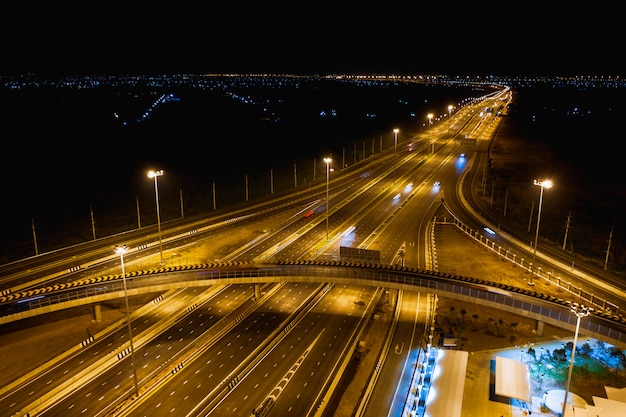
[0,85,502,296]
[3,83,626,417]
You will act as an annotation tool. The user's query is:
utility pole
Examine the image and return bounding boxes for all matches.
[604,226,614,270]
[136,195,141,228]
[212,180,216,210]
[503,186,508,217]
[481,166,487,196]
[32,218,38,256]
[527,201,535,232]
[90,206,96,240]
[180,188,184,218]
[563,212,572,250]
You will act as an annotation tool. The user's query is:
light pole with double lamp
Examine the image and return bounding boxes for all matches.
[324,157,332,240]
[529,179,552,285]
[561,303,591,417]
[147,169,164,266]
[115,245,140,397]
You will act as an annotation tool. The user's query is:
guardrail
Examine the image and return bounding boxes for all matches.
[2,260,626,349]
[434,207,623,317]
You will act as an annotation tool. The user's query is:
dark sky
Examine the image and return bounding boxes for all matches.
[2,5,623,77]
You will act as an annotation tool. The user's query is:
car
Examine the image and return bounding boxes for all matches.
[433,181,441,187]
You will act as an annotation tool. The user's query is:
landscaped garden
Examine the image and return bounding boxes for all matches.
[436,299,626,407]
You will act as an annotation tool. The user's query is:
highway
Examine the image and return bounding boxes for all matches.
[43,282,327,417]
[3,82,626,417]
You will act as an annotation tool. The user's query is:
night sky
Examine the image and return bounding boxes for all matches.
[2,5,623,77]
[2,4,625,263]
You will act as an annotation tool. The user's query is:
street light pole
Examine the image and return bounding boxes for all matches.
[115,245,139,398]
[147,170,164,266]
[324,157,332,240]
[561,303,591,417]
[447,105,453,136]
[530,179,552,285]
[427,113,434,153]
[393,128,399,154]
[393,128,399,183]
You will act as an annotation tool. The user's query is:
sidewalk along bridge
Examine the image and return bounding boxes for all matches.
[1,260,626,349]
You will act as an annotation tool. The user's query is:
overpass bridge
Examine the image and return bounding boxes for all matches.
[3,260,626,349]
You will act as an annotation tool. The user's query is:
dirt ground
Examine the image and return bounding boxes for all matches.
[1,125,624,414]
[1,216,621,417]
[0,294,159,388]
[329,223,578,417]
[0,222,567,413]
[484,114,626,272]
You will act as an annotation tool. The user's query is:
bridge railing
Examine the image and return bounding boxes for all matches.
[4,260,626,348]
[433,212,622,317]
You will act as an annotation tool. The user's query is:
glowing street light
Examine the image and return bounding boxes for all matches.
[393,128,399,154]
[427,113,434,153]
[447,105,454,136]
[561,303,591,417]
[393,128,399,183]
[324,157,332,240]
[115,245,139,397]
[147,169,164,265]
[530,179,552,285]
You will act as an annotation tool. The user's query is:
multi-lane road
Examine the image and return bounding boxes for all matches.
[3,83,625,417]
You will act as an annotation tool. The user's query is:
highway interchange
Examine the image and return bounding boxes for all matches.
[2,82,625,417]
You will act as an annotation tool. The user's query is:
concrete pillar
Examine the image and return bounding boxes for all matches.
[93,303,102,323]
[254,284,261,300]
[536,320,545,336]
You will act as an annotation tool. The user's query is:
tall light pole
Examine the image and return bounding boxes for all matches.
[147,169,164,266]
[393,128,399,154]
[324,157,332,240]
[115,245,139,398]
[427,113,434,153]
[530,179,552,285]
[393,128,399,183]
[447,105,453,136]
[561,303,591,417]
